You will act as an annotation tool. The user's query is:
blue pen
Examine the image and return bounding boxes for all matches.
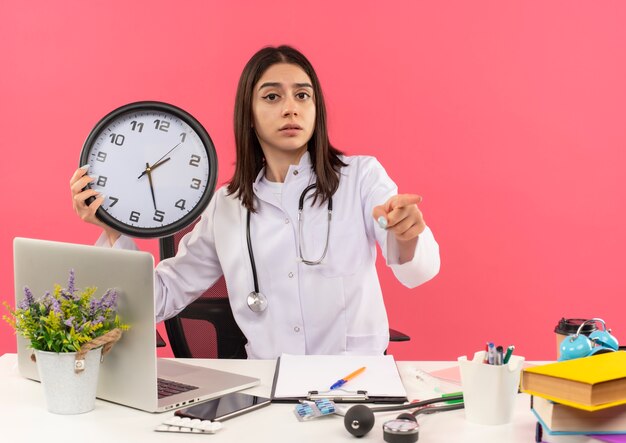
[330,367,366,390]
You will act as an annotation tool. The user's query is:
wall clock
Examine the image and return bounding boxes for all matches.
[80,101,218,238]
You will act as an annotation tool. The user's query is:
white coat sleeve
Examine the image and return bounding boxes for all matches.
[153,192,223,322]
[360,157,440,288]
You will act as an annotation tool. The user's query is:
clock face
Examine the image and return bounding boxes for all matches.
[80,101,218,238]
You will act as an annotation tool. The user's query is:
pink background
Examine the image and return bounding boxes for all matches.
[2,1,626,361]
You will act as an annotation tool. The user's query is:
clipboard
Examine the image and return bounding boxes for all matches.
[270,354,408,403]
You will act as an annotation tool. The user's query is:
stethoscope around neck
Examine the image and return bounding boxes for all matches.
[246,183,333,313]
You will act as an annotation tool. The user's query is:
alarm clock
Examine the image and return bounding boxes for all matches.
[79,101,218,238]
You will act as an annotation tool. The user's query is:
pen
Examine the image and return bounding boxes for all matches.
[330,367,366,390]
[487,342,495,365]
[503,345,515,364]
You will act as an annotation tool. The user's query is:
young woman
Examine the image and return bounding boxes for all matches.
[69,45,440,359]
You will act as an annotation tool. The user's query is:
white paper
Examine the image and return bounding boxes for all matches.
[272,353,407,399]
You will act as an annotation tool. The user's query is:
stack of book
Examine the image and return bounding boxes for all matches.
[521,351,626,439]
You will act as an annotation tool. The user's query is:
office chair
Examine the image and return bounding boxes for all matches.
[160,219,410,359]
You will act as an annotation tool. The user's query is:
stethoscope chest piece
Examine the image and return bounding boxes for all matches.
[247,291,268,313]
[382,415,419,443]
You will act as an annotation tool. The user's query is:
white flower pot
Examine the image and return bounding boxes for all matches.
[34,347,102,414]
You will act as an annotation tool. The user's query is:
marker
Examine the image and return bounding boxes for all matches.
[442,391,464,404]
[495,346,504,365]
[330,367,366,390]
[503,345,515,364]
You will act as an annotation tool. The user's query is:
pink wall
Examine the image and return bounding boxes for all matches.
[2,1,626,361]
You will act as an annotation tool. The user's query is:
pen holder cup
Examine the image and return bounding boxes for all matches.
[458,351,525,426]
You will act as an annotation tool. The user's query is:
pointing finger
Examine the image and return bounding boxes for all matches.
[389,194,422,211]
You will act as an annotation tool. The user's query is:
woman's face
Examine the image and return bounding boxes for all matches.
[252,63,316,158]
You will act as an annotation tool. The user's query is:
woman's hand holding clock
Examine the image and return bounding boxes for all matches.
[70,166,121,245]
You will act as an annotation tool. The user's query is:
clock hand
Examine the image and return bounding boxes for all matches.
[150,156,171,172]
[145,162,158,211]
[138,142,182,179]
[138,157,171,179]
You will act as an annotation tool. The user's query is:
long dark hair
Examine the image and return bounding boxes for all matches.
[227,45,346,212]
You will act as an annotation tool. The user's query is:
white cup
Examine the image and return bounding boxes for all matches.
[458,351,525,425]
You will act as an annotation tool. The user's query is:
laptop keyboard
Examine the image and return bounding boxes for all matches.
[157,378,199,399]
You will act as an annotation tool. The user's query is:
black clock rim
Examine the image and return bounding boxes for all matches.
[79,100,218,239]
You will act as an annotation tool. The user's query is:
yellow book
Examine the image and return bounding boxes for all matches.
[521,351,626,411]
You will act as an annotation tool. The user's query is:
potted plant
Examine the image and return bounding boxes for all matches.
[3,269,128,414]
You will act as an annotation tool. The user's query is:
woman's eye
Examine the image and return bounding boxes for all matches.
[296,92,311,100]
[263,93,279,101]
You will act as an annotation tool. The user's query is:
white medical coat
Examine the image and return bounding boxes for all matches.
[100,152,440,359]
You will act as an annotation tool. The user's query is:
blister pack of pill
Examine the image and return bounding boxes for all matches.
[154,416,223,434]
[294,399,337,421]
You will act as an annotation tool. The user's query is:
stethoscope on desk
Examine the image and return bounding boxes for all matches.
[245,183,332,313]
[342,394,465,441]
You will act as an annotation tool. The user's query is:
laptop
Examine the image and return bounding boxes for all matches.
[13,237,259,413]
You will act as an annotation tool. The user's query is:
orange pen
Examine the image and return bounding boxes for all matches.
[329,366,367,390]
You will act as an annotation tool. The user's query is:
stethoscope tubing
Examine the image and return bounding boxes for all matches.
[368,394,464,413]
[246,210,260,295]
[297,183,332,266]
[245,183,333,312]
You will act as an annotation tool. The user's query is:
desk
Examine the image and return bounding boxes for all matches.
[0,354,598,443]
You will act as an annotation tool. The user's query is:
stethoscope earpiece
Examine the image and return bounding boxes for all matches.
[344,404,375,437]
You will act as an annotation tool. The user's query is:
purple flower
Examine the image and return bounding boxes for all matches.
[18,286,36,310]
[89,298,101,316]
[41,291,52,308]
[67,269,76,295]
[51,297,61,315]
[24,287,35,305]
[100,289,118,311]
[64,316,75,328]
